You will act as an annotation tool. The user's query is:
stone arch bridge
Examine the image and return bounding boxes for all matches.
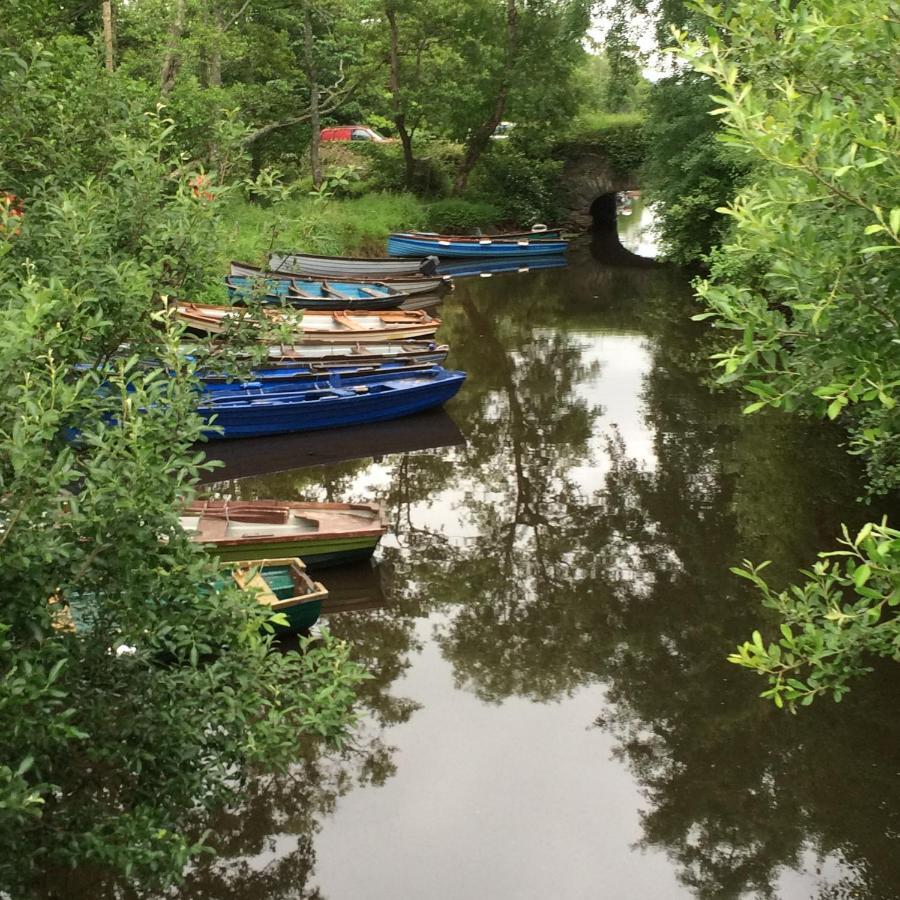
[552,132,643,230]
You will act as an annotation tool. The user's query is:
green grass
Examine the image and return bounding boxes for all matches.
[219,192,430,266]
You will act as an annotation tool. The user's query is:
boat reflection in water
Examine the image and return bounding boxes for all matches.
[318,561,386,617]
[436,254,568,278]
[197,407,465,483]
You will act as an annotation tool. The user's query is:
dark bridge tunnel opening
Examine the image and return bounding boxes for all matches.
[589,192,619,232]
[586,190,661,268]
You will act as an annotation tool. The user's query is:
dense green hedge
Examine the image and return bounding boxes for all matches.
[425,197,503,232]
[559,113,647,173]
[468,143,563,225]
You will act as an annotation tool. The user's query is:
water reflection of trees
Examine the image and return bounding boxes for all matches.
[380,269,900,899]
[141,255,899,900]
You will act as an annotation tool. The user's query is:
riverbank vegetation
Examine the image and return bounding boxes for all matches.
[0,36,373,897]
[616,0,899,706]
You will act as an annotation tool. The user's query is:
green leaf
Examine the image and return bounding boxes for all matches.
[853,564,872,588]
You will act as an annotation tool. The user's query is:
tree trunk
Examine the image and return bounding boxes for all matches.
[304,4,322,190]
[453,0,518,194]
[102,1,115,72]
[207,6,223,87]
[160,0,186,95]
[386,6,415,188]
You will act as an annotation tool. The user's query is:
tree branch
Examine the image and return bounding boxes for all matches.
[241,78,359,146]
[223,0,253,33]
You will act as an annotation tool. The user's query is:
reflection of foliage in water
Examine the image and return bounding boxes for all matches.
[378,260,900,899]
[152,244,898,900]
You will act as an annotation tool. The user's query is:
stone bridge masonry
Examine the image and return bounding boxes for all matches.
[554,139,641,230]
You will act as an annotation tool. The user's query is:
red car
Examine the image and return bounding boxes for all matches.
[320,125,390,143]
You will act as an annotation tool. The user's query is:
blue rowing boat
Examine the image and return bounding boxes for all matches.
[198,366,466,439]
[388,233,568,258]
[225,276,406,311]
[199,359,440,392]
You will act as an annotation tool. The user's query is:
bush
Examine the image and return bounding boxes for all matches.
[638,74,746,264]
[468,143,562,225]
[352,140,458,197]
[425,198,503,233]
[563,113,647,173]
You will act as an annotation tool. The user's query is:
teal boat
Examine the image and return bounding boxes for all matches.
[231,557,328,633]
[51,557,328,637]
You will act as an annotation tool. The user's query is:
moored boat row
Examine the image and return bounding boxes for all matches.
[178,226,565,632]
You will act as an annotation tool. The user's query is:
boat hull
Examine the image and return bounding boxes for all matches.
[279,598,322,631]
[198,368,466,439]
[388,234,568,258]
[270,251,438,277]
[217,538,379,568]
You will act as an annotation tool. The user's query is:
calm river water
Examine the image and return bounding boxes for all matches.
[173,207,900,900]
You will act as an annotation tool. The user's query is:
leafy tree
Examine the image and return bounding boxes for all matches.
[450,0,592,193]
[382,0,461,188]
[0,42,366,893]
[640,72,748,265]
[675,0,900,705]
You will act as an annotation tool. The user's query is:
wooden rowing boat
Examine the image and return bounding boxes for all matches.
[231,557,328,632]
[174,301,440,343]
[270,250,438,277]
[230,261,452,297]
[261,340,449,366]
[182,500,388,567]
[226,275,407,311]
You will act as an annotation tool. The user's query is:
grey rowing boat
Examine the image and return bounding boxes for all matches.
[269,251,438,278]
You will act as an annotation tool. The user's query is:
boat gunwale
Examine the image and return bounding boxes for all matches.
[390,232,569,247]
[271,249,436,265]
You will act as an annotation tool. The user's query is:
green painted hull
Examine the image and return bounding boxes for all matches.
[273,599,322,633]
[212,536,378,569]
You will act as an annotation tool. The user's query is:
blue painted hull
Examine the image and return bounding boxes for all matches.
[388,233,568,258]
[199,368,465,439]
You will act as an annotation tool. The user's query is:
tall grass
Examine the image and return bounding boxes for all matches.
[219,192,428,266]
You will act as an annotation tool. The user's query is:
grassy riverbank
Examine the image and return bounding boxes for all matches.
[219,193,429,265]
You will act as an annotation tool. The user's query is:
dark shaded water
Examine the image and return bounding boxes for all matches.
[73,208,900,899]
